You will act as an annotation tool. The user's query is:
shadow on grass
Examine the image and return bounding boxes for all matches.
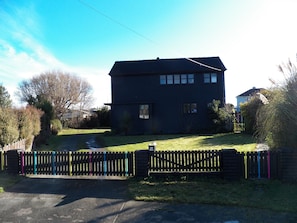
[38,133,102,151]
[199,133,255,147]
[99,133,202,148]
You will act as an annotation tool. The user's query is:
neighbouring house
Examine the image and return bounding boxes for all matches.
[61,109,94,121]
[107,57,227,134]
[236,87,265,112]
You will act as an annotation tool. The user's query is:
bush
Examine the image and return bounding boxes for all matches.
[207,100,234,133]
[257,60,297,149]
[240,97,264,135]
[51,119,62,135]
[0,108,19,147]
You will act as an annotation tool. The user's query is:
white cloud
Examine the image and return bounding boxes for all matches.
[0,2,110,107]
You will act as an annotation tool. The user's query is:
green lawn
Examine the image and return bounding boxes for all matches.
[36,128,256,152]
[128,177,297,213]
[101,132,256,152]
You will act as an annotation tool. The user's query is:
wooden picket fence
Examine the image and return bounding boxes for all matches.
[0,149,282,180]
[0,139,26,151]
[18,151,134,176]
[244,151,280,179]
[149,150,221,173]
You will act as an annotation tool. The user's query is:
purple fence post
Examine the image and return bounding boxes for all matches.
[267,151,271,179]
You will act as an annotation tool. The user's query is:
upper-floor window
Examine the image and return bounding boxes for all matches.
[160,75,166,85]
[160,74,194,85]
[188,74,194,84]
[181,74,187,84]
[139,104,149,119]
[167,75,173,84]
[204,73,217,83]
[183,103,197,114]
[174,74,180,84]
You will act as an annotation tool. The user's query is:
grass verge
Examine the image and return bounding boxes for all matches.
[128,177,297,213]
[0,173,23,193]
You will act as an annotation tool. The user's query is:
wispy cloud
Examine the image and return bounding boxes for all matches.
[0,2,110,107]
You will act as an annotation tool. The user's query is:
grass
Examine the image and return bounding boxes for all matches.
[101,132,256,152]
[36,128,257,152]
[128,177,297,213]
[0,173,23,193]
[37,128,108,151]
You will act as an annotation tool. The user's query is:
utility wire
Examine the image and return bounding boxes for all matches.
[78,0,222,72]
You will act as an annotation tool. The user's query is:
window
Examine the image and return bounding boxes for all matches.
[139,104,149,119]
[204,73,217,83]
[167,75,173,84]
[211,73,217,83]
[160,74,194,85]
[160,75,166,85]
[188,74,194,84]
[183,103,197,114]
[181,74,187,84]
[174,74,180,84]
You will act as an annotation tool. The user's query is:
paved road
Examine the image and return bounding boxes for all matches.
[0,176,297,223]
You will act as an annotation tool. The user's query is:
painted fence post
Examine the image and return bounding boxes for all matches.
[33,151,37,175]
[125,152,128,176]
[244,153,248,179]
[103,151,107,176]
[52,151,56,175]
[69,151,72,176]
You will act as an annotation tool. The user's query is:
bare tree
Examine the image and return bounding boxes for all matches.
[17,71,93,119]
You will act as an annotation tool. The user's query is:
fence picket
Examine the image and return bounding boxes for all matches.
[0,150,280,180]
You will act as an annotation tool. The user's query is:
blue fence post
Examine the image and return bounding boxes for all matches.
[103,151,107,176]
[33,151,37,175]
[257,151,261,179]
[52,151,56,175]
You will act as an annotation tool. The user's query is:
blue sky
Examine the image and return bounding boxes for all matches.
[1,0,297,107]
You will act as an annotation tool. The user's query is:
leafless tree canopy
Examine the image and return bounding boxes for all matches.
[17,71,93,118]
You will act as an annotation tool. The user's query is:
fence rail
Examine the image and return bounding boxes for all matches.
[149,150,221,173]
[0,149,284,180]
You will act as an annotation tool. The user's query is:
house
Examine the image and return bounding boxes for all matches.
[107,57,227,134]
[236,87,265,112]
[61,109,94,121]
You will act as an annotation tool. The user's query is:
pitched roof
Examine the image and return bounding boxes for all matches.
[109,57,226,76]
[237,87,265,97]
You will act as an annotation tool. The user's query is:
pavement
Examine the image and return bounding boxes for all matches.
[0,175,297,223]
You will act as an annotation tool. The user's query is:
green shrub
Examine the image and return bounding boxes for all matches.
[0,108,19,146]
[51,119,62,135]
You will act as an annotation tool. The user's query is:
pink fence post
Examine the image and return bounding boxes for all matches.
[267,151,271,179]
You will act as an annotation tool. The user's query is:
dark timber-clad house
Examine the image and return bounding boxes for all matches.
[107,57,227,134]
